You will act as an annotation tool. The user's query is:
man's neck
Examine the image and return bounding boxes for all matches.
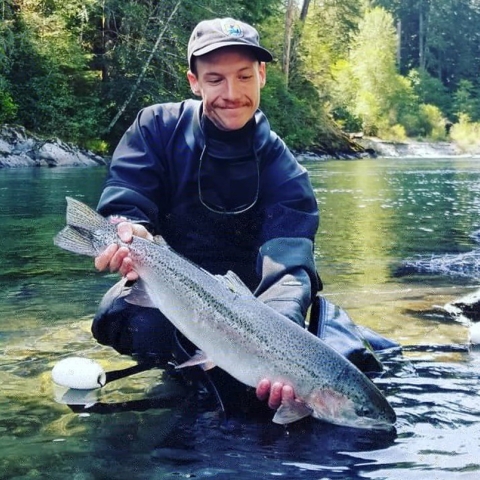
[202,115,255,142]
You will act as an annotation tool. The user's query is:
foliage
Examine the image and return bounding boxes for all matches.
[0,76,17,123]
[330,7,413,136]
[452,80,480,123]
[407,104,447,141]
[261,66,318,149]
[4,0,480,151]
[450,114,480,154]
[407,69,452,118]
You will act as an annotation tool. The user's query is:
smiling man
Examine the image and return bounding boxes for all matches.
[92,18,320,412]
[188,47,265,131]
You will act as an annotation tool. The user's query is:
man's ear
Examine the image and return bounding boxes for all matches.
[259,62,267,89]
[187,70,201,96]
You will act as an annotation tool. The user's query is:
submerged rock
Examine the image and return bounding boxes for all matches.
[444,289,480,344]
[0,125,107,167]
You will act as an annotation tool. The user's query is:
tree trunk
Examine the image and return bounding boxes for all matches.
[106,0,181,133]
[300,0,310,22]
[283,0,296,87]
[419,2,425,70]
[396,19,401,67]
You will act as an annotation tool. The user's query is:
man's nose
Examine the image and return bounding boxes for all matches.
[224,79,241,100]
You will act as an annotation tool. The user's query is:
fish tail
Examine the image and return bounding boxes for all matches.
[53,225,98,257]
[65,197,107,231]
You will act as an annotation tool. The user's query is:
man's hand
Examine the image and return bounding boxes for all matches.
[256,379,295,410]
[94,221,153,281]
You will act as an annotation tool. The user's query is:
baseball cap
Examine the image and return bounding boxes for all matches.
[188,18,273,69]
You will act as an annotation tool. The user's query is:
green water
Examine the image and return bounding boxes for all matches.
[1,159,480,479]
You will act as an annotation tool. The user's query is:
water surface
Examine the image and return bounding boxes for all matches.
[1,159,480,479]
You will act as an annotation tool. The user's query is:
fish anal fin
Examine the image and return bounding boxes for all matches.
[175,350,216,371]
[272,399,313,425]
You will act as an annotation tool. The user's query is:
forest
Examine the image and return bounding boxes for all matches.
[1,0,480,154]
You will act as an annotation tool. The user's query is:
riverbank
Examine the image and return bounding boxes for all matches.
[1,124,479,167]
[0,125,107,167]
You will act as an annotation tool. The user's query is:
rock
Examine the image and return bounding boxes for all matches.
[444,289,480,323]
[0,124,107,167]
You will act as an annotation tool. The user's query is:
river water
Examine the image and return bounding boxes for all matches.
[1,158,480,479]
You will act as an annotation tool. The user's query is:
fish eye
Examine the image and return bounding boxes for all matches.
[357,405,373,417]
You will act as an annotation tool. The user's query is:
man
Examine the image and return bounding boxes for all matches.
[93,18,320,411]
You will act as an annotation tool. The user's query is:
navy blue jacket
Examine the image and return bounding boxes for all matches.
[97,99,319,325]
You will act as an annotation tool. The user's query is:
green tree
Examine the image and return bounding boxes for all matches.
[348,7,405,134]
[7,0,105,143]
[407,68,451,116]
[452,80,480,122]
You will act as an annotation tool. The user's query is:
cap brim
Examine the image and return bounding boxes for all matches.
[192,42,273,63]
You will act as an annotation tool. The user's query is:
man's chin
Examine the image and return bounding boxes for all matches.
[205,107,253,131]
[215,115,251,131]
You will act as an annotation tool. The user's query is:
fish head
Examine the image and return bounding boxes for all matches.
[308,387,396,431]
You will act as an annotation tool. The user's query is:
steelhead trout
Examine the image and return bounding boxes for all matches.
[54,197,396,430]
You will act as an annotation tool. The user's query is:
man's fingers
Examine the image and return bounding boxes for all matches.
[117,222,134,243]
[256,380,295,410]
[281,384,294,404]
[109,246,130,272]
[132,224,153,241]
[256,379,271,401]
[117,221,153,243]
[94,244,118,271]
[268,382,284,410]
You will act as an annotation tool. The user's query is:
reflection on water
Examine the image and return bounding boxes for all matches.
[1,159,480,479]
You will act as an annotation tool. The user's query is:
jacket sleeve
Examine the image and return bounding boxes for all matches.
[253,123,321,327]
[96,105,174,233]
[254,237,319,327]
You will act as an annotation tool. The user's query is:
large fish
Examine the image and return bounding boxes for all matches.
[54,197,396,430]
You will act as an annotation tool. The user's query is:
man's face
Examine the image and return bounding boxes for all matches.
[187,47,266,131]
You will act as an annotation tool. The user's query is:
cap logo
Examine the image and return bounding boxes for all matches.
[221,20,244,38]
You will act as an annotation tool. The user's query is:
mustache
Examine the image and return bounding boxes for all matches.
[214,100,251,109]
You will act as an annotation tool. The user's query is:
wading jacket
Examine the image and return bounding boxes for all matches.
[97,99,320,326]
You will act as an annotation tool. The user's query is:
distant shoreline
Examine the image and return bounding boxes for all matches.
[1,124,479,168]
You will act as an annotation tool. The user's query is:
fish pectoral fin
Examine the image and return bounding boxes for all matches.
[124,280,157,308]
[175,350,216,371]
[272,399,313,425]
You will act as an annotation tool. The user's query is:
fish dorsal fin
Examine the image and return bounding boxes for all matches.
[215,270,253,296]
[65,197,106,230]
[272,398,313,425]
[124,279,157,309]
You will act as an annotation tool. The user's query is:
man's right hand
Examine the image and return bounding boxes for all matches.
[94,222,153,281]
